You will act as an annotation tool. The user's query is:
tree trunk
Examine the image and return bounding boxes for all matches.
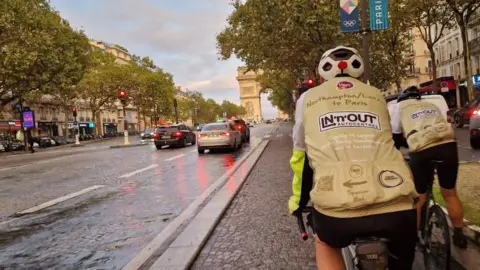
[91,110,97,136]
[459,21,475,101]
[395,78,402,93]
[430,47,438,94]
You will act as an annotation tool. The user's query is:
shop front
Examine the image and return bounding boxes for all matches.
[78,122,95,135]
[0,121,22,140]
[473,74,480,93]
[37,121,59,136]
[419,76,468,109]
[103,123,118,136]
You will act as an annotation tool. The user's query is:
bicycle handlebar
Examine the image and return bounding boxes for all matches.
[295,206,313,241]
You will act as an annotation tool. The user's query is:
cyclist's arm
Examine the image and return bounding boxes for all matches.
[289,94,313,214]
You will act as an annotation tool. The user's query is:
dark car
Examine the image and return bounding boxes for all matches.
[140,128,156,141]
[32,136,52,148]
[265,119,272,124]
[230,119,250,142]
[153,124,196,149]
[452,98,480,128]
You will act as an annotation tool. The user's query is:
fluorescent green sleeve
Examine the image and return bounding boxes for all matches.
[288,149,305,214]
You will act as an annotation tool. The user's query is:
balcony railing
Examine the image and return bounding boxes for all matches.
[469,36,480,54]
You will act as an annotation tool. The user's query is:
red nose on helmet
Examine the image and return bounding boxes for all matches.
[338,61,348,70]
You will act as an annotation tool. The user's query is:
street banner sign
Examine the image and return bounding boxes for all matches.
[340,0,360,33]
[370,0,389,31]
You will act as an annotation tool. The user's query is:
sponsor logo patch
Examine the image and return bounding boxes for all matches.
[349,165,363,178]
[411,109,437,120]
[336,81,354,91]
[378,170,404,188]
[318,111,382,132]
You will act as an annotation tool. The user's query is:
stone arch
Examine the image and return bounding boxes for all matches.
[236,67,262,122]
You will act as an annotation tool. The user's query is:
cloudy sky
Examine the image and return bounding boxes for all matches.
[50,0,277,119]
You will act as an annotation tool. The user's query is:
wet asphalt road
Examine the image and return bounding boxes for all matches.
[0,124,281,269]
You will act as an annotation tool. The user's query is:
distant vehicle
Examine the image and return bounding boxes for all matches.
[246,122,254,128]
[197,122,242,154]
[153,124,196,149]
[265,119,272,124]
[140,128,156,141]
[469,105,480,149]
[230,119,250,142]
[452,98,480,128]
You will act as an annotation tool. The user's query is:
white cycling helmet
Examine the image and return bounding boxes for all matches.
[317,46,364,81]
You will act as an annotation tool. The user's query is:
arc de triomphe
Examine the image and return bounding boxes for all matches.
[236,67,263,122]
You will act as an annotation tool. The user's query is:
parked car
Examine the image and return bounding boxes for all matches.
[197,122,242,154]
[153,124,196,149]
[452,98,480,128]
[32,136,52,148]
[469,105,480,149]
[230,119,250,142]
[140,128,156,141]
[265,119,272,124]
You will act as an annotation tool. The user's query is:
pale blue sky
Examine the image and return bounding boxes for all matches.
[49,0,277,119]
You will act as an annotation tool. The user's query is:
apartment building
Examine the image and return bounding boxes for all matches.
[383,28,432,97]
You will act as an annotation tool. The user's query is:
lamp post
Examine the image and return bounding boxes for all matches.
[118,89,130,145]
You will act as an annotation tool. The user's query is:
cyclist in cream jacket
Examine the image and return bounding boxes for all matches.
[391,86,467,249]
[289,46,418,270]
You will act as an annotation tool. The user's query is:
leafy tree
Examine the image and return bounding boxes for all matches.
[0,0,91,110]
[407,0,454,93]
[76,53,129,134]
[217,0,413,94]
[221,100,246,118]
[445,0,480,100]
[257,69,296,115]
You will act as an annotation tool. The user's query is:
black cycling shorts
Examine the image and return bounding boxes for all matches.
[409,142,459,194]
[312,209,417,270]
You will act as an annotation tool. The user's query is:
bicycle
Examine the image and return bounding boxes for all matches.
[296,206,390,270]
[416,160,451,270]
[295,160,451,270]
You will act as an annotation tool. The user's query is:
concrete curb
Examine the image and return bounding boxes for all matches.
[109,143,148,149]
[438,205,480,245]
[148,140,271,270]
[122,140,270,270]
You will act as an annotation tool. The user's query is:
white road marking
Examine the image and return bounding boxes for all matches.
[119,164,158,178]
[276,133,284,138]
[264,134,271,138]
[191,149,197,152]
[164,154,186,161]
[16,185,105,215]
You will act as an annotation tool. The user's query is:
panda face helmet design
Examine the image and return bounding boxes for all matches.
[317,46,364,81]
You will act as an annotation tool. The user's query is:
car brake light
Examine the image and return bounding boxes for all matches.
[173,132,182,137]
[153,133,159,138]
[220,132,230,136]
[473,110,478,115]
[236,125,242,130]
[472,130,477,135]
[198,133,207,138]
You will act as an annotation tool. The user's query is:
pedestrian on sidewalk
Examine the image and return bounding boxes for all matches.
[27,130,35,153]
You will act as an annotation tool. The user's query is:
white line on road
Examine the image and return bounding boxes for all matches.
[16,185,105,215]
[191,149,197,152]
[264,134,271,138]
[119,164,158,178]
[164,154,186,161]
[276,133,284,138]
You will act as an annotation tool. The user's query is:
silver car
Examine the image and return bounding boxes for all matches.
[469,104,480,149]
[197,123,242,154]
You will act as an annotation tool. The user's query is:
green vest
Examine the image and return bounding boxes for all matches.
[399,99,455,152]
[302,77,417,218]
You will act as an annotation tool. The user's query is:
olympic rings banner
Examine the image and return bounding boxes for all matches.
[340,0,359,33]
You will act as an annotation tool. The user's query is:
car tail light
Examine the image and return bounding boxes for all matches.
[173,131,182,137]
[220,132,231,136]
[473,130,478,136]
[198,133,207,138]
[235,125,242,130]
[473,110,478,115]
[153,133,159,139]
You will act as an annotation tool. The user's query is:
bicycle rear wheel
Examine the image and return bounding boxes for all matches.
[423,204,451,270]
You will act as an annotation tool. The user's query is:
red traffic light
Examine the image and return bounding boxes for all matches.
[306,79,315,87]
[72,107,77,112]
[118,89,127,98]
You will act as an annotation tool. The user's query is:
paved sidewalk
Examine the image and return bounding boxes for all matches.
[191,134,317,269]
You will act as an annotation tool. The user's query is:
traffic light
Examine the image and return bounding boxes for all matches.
[306,79,315,87]
[118,89,127,99]
[72,107,77,117]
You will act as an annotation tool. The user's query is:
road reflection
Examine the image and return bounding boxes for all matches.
[197,156,207,190]
[176,155,186,200]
